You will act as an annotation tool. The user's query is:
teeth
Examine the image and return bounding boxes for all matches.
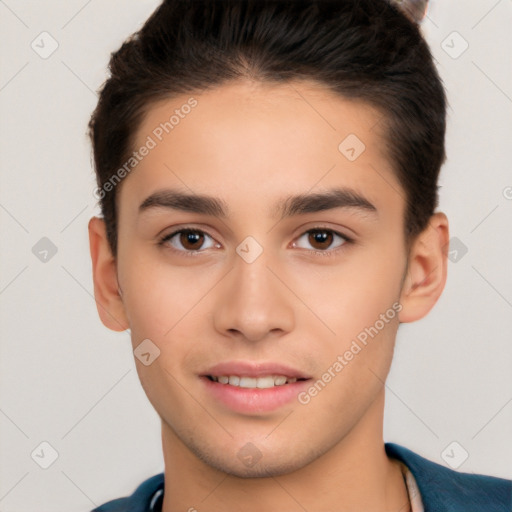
[228,376,240,386]
[239,377,257,388]
[210,375,298,388]
[255,376,274,389]
[274,376,287,386]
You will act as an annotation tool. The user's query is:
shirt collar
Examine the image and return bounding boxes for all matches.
[398,460,425,512]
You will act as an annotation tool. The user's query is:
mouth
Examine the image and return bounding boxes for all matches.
[205,374,307,388]
[200,361,312,414]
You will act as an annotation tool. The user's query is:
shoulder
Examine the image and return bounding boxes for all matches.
[91,473,164,512]
[385,443,512,512]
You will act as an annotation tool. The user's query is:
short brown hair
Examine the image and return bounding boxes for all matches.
[89,0,446,256]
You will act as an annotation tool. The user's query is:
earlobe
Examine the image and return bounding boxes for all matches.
[88,216,129,331]
[398,212,449,323]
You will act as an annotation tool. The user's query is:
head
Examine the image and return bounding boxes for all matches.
[88,0,449,477]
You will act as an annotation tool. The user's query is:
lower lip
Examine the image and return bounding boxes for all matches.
[201,376,310,414]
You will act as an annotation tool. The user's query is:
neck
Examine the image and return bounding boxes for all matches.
[161,390,410,512]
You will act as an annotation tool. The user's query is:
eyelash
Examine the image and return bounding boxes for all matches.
[157,227,353,258]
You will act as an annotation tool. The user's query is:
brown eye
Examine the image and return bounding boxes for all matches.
[161,229,217,252]
[294,228,348,252]
[179,230,204,250]
[308,229,334,250]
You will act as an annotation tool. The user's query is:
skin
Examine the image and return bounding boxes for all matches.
[89,79,449,512]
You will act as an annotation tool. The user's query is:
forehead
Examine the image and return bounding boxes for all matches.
[135,79,386,150]
[121,79,402,219]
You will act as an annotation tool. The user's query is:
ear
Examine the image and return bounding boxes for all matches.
[88,216,129,331]
[398,212,449,323]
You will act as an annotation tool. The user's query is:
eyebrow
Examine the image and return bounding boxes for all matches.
[138,187,377,219]
[276,188,377,219]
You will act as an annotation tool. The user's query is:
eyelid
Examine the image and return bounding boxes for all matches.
[158,227,221,256]
[289,221,354,243]
[290,227,352,254]
[298,220,356,239]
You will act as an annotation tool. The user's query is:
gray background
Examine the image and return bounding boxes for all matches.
[1,1,511,511]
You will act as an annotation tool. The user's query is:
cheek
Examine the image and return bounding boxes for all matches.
[117,249,210,339]
[290,242,405,337]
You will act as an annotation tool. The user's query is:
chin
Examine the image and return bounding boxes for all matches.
[197,451,312,478]
[183,432,330,479]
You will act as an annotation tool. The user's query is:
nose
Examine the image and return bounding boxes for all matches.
[212,250,295,343]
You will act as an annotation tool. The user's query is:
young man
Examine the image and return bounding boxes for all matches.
[87,0,511,510]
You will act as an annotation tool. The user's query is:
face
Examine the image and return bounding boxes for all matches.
[113,80,410,476]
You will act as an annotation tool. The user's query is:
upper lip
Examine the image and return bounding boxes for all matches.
[203,361,311,379]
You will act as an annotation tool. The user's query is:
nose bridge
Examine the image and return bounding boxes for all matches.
[212,244,295,341]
